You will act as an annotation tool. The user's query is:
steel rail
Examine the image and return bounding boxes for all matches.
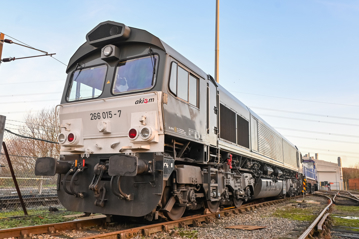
[337,194,359,203]
[81,196,300,239]
[344,191,359,201]
[0,217,105,238]
[298,192,336,239]
[0,196,301,238]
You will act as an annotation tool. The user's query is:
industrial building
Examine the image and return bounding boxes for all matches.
[302,153,343,190]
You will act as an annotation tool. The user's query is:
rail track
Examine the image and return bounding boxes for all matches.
[318,190,359,206]
[0,196,300,239]
[298,190,359,239]
[298,192,335,239]
[0,194,59,209]
[0,217,105,239]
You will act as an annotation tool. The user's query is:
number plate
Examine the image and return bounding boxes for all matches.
[90,110,121,120]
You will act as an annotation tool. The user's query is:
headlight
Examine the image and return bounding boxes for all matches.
[58,133,66,144]
[140,127,152,140]
[103,45,113,56]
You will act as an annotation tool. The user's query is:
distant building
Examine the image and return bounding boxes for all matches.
[302,153,343,190]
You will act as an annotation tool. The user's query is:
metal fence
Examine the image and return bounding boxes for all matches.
[0,128,62,216]
[318,181,342,191]
[347,178,359,191]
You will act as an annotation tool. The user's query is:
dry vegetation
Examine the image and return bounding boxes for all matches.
[1,108,60,175]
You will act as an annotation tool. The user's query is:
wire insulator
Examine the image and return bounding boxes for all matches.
[4,39,13,44]
[1,57,15,62]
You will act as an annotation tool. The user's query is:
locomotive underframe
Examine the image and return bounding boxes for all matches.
[49,132,302,220]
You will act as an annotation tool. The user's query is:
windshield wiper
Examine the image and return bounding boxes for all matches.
[148,48,156,76]
[73,63,84,82]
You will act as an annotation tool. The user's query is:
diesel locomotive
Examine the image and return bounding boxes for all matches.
[35,21,304,221]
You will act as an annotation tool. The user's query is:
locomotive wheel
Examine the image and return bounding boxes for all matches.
[233,198,244,208]
[162,186,186,220]
[164,204,186,221]
[206,200,220,213]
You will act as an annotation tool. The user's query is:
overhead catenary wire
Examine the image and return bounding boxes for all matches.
[0,110,41,114]
[5,122,56,132]
[230,90,359,108]
[298,146,359,156]
[274,127,358,138]
[0,92,62,98]
[283,135,359,145]
[0,99,59,104]
[4,129,59,144]
[306,152,359,161]
[0,80,63,85]
[262,114,359,127]
[0,32,67,66]
[251,106,359,121]
[6,119,59,131]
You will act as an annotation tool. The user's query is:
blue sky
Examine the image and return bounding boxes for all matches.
[0,0,358,168]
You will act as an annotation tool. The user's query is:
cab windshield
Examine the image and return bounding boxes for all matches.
[113,55,157,94]
[67,65,107,101]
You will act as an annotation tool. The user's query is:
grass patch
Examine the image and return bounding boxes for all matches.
[0,209,79,229]
[272,207,317,222]
[178,228,198,239]
[332,205,359,232]
[332,216,359,229]
[333,205,359,214]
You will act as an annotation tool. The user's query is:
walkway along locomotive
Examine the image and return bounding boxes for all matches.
[35,21,304,221]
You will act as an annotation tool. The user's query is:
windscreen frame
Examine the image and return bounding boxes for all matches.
[65,63,108,103]
[111,53,159,96]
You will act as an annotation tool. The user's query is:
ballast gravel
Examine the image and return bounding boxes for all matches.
[9,196,328,239]
[192,207,306,239]
[144,196,327,239]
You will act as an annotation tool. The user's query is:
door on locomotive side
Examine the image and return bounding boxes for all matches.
[207,76,218,147]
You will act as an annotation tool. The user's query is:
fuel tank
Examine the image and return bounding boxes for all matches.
[252,178,283,199]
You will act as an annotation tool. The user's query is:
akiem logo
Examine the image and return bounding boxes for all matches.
[135,98,155,104]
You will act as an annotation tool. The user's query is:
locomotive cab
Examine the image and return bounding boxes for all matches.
[36,21,173,218]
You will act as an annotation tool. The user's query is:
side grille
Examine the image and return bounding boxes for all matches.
[283,140,297,168]
[257,122,283,162]
[220,104,236,143]
[237,115,249,148]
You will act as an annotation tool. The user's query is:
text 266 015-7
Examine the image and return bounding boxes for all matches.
[90,110,121,120]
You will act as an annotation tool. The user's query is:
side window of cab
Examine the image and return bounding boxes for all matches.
[169,62,198,107]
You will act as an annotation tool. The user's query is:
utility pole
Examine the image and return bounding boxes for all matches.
[0,115,6,172]
[0,33,4,62]
[0,115,5,147]
[215,0,220,83]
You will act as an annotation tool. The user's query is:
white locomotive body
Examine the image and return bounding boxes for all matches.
[35,21,304,220]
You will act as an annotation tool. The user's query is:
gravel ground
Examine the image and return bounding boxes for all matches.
[5,196,330,239]
[193,207,304,239]
[143,196,327,239]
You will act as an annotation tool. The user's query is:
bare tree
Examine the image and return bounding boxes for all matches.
[343,163,359,183]
[18,108,60,158]
[1,108,60,175]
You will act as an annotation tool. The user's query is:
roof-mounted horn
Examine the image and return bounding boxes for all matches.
[86,21,131,47]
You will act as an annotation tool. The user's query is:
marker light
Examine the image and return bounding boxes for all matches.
[128,128,137,139]
[103,46,113,56]
[140,127,151,140]
[58,133,66,143]
[68,133,75,142]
